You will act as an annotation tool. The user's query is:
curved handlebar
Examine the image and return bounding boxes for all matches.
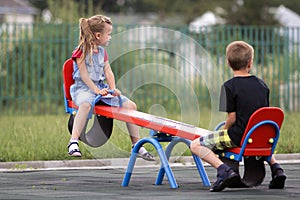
[93,89,115,104]
[88,89,122,119]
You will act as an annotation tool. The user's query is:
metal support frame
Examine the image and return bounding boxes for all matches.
[121,132,211,189]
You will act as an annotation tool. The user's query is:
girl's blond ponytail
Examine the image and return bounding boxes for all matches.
[78,18,94,63]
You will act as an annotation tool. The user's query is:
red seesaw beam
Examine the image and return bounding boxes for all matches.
[94,105,211,141]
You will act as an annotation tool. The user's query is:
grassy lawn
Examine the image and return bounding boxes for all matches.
[0,111,299,162]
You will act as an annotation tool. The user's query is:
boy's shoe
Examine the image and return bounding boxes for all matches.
[137,152,155,161]
[269,169,286,189]
[210,168,240,192]
[68,141,82,157]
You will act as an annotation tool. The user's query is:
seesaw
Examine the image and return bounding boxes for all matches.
[63,58,284,190]
[63,58,211,188]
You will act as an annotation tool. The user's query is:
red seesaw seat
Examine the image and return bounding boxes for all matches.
[216,107,284,187]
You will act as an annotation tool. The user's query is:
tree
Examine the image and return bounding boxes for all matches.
[29,0,104,23]
[28,0,300,25]
[223,0,278,25]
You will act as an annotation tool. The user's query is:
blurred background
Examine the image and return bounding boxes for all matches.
[1,0,300,161]
[1,0,300,115]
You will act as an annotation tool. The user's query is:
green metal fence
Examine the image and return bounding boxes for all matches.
[0,23,300,115]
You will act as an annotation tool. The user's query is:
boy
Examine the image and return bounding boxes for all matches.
[190,41,286,192]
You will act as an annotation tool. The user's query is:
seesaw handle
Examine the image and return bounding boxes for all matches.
[88,89,122,119]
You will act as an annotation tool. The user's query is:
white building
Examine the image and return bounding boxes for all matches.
[0,0,38,36]
[0,0,37,24]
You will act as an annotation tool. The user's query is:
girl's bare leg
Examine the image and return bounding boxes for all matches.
[69,102,91,156]
[122,100,155,161]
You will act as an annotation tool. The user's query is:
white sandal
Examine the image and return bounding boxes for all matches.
[68,141,82,157]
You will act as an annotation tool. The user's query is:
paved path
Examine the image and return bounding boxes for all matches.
[0,155,300,200]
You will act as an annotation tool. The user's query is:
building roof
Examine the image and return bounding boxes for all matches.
[0,0,37,15]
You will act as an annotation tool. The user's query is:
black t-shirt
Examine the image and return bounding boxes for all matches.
[219,75,269,146]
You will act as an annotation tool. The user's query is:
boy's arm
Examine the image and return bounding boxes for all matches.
[224,112,236,129]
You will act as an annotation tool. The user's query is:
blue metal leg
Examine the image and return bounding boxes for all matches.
[192,154,211,186]
[121,151,138,187]
[121,137,178,189]
[156,137,210,187]
[156,137,185,185]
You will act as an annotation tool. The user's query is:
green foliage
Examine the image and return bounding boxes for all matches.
[224,0,278,26]
[46,0,103,23]
[29,0,300,25]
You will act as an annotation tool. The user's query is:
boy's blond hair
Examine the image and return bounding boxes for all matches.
[226,41,254,71]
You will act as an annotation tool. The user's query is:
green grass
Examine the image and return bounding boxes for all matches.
[0,114,163,162]
[0,111,299,162]
[277,112,300,153]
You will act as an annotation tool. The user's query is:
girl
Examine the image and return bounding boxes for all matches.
[68,15,154,161]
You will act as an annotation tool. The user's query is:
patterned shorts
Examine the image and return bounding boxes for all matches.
[199,130,237,152]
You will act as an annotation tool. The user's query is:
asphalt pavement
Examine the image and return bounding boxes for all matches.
[0,154,300,200]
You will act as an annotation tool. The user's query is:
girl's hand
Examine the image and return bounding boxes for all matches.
[95,88,109,96]
[112,88,121,96]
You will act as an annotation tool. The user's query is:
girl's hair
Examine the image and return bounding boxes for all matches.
[77,15,112,62]
[226,41,254,70]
